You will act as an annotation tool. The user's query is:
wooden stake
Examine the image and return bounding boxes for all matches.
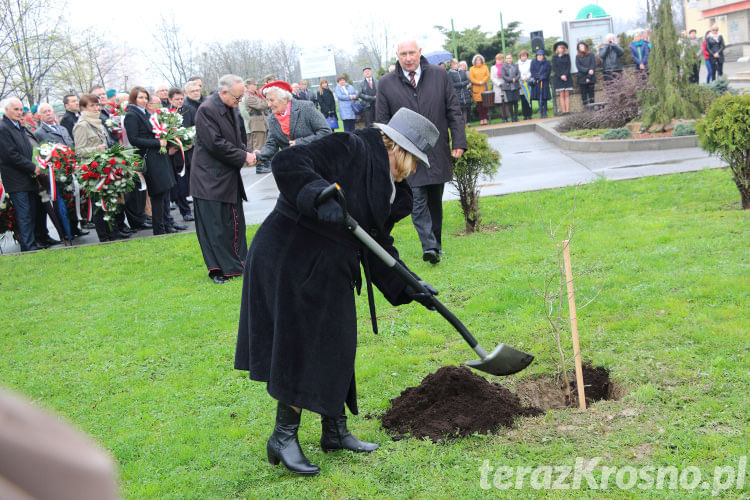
[562,240,586,409]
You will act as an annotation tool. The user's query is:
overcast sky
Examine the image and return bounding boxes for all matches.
[68,0,645,53]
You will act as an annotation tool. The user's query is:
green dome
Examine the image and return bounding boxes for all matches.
[576,4,608,19]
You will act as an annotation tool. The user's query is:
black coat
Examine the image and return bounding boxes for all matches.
[376,56,467,188]
[551,54,572,89]
[449,68,472,107]
[359,77,377,109]
[59,110,79,139]
[183,96,204,117]
[235,128,419,416]
[99,109,117,146]
[189,93,247,204]
[123,107,175,196]
[0,117,37,193]
[530,58,552,101]
[575,53,597,86]
[317,88,337,118]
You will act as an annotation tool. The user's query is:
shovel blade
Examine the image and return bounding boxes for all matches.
[465,344,534,376]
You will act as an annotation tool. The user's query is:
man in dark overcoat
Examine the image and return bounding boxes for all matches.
[190,74,252,284]
[0,97,42,251]
[376,39,467,264]
[358,67,378,126]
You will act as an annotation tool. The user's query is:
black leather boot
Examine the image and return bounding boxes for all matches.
[320,412,379,453]
[266,403,319,475]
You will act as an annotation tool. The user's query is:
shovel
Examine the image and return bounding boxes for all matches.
[315,184,534,376]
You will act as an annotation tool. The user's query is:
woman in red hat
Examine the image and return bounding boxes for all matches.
[253,81,331,165]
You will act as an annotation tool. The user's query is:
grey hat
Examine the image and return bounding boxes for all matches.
[373,108,439,167]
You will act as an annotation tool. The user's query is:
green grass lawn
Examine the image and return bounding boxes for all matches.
[1,168,748,498]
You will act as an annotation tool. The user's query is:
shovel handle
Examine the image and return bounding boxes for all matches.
[314,183,483,354]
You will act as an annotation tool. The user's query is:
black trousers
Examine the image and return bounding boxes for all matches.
[710,57,723,80]
[363,107,375,127]
[411,183,444,252]
[150,191,167,235]
[124,189,147,228]
[520,96,532,119]
[580,84,595,105]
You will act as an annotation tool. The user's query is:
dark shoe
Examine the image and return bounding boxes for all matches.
[40,237,61,246]
[119,226,133,235]
[83,221,95,229]
[73,229,90,238]
[267,403,320,475]
[113,231,131,239]
[422,249,440,264]
[256,164,271,174]
[171,223,188,231]
[321,413,378,453]
[165,225,179,234]
[183,214,195,222]
[141,221,153,229]
[211,274,229,284]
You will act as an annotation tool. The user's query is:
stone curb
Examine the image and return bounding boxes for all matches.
[479,119,699,152]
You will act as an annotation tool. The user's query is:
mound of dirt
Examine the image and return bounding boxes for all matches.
[380,366,543,442]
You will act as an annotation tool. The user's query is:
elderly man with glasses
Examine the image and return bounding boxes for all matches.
[190,74,254,284]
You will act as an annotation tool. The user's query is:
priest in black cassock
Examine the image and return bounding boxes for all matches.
[190,74,254,284]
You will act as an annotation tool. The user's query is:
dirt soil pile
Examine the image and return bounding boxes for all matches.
[380,366,543,442]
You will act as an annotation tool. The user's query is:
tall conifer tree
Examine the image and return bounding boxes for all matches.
[640,0,701,127]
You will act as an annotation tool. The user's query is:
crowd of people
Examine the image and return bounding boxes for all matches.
[0,24,728,255]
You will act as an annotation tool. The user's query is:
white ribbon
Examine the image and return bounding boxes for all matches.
[72,178,82,221]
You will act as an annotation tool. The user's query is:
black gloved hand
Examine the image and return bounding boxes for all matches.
[316,198,345,224]
[405,280,439,310]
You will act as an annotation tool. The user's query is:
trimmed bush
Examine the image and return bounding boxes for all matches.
[603,127,633,140]
[672,122,696,137]
[450,128,501,233]
[697,94,750,209]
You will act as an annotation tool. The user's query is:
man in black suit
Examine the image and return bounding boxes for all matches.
[359,67,377,126]
[167,87,194,222]
[59,94,79,138]
[0,98,43,251]
[190,74,252,284]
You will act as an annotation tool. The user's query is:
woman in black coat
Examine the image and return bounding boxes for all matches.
[575,42,597,106]
[551,41,572,114]
[530,50,551,118]
[317,79,337,129]
[123,86,176,235]
[449,58,472,126]
[500,54,521,122]
[235,108,439,476]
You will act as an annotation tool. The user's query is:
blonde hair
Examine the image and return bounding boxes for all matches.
[381,132,417,179]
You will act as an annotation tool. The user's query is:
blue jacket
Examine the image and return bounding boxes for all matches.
[630,40,650,67]
[334,84,358,120]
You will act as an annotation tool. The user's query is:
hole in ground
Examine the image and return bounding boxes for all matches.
[378,364,622,442]
[515,363,623,410]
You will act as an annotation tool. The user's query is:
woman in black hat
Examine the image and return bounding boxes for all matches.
[551,41,572,114]
[235,108,440,476]
[530,49,551,118]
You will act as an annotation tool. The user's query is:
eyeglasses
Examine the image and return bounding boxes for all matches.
[230,93,243,102]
